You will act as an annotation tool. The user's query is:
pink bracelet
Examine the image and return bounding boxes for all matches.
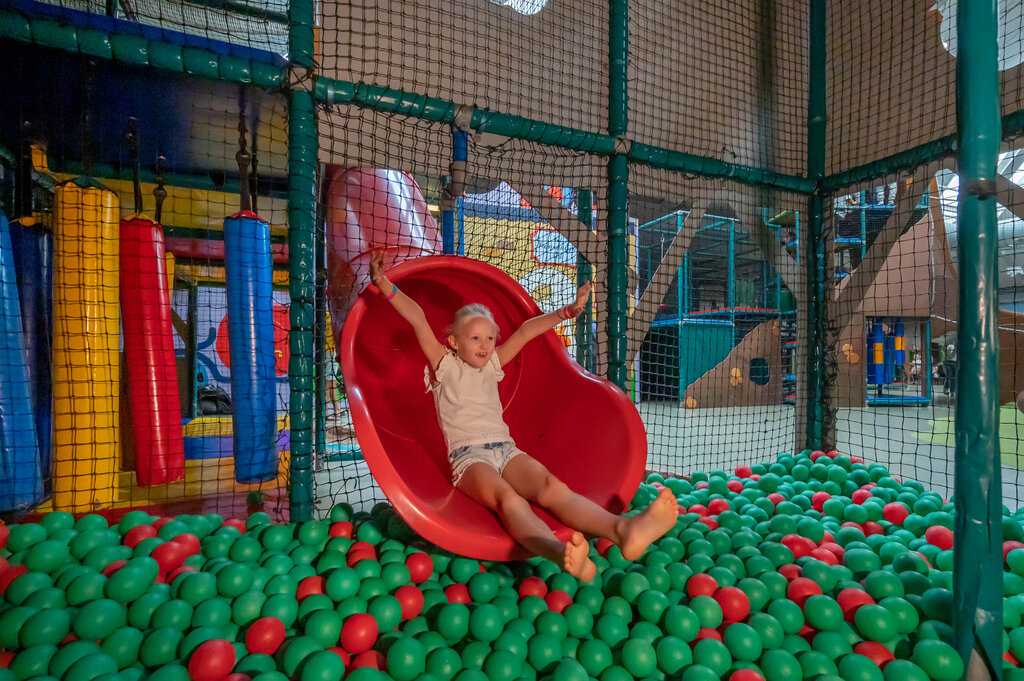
[559,305,574,320]
[383,282,398,300]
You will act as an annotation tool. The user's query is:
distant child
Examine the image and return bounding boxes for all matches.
[369,251,678,580]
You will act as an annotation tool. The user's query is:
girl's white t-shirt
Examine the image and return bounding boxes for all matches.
[425,351,512,453]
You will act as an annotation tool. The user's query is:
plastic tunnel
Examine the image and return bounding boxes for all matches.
[340,256,648,561]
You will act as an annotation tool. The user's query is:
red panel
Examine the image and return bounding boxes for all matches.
[340,256,647,560]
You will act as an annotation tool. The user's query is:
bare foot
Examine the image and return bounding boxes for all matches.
[563,531,597,582]
[619,488,679,560]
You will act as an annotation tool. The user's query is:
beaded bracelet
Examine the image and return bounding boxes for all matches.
[559,305,574,320]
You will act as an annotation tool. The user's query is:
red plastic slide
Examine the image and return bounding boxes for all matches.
[340,256,647,560]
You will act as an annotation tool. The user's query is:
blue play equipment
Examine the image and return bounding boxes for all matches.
[0,210,43,510]
[223,211,278,483]
[866,316,931,406]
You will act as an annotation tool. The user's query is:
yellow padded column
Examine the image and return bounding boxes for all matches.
[52,181,120,512]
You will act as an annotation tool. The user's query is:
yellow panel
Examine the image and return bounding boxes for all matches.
[874,344,884,365]
[52,183,121,512]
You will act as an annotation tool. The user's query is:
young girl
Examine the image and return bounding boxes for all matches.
[369,251,678,581]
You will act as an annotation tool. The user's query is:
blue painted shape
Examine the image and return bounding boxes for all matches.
[223,213,277,483]
[0,212,43,510]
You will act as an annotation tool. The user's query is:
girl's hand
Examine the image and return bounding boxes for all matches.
[561,282,592,319]
[369,249,388,289]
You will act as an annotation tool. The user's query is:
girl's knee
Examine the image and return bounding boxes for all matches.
[535,473,570,507]
[495,488,530,517]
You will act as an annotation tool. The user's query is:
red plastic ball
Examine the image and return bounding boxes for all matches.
[350,650,385,670]
[781,534,815,559]
[767,493,786,507]
[862,521,883,536]
[1004,651,1019,667]
[221,518,246,532]
[826,450,841,459]
[836,588,875,619]
[167,565,197,582]
[0,524,8,550]
[811,492,831,511]
[329,521,354,538]
[778,564,802,581]
[735,465,753,478]
[174,533,201,555]
[102,559,128,577]
[152,541,188,573]
[153,517,173,529]
[818,542,844,560]
[726,480,744,493]
[519,576,548,599]
[297,576,325,600]
[731,670,766,681]
[188,639,236,681]
[545,590,573,614]
[124,524,158,548]
[341,613,379,654]
[882,503,910,524]
[851,490,872,504]
[246,617,287,655]
[327,647,351,667]
[1,564,31,595]
[925,525,953,550]
[809,548,839,566]
[708,499,731,515]
[810,450,825,461]
[405,553,433,583]
[223,675,251,681]
[595,538,614,557]
[689,505,709,517]
[714,586,751,622]
[349,541,376,555]
[444,583,471,604]
[786,577,822,605]
[346,550,376,567]
[1005,541,1024,560]
[696,482,708,490]
[698,517,719,531]
[0,651,14,668]
[687,573,719,598]
[394,585,424,620]
[695,627,723,642]
[854,641,895,668]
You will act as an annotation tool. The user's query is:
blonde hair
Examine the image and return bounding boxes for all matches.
[446,303,499,337]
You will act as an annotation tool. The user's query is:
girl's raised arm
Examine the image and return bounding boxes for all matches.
[496,282,591,366]
[369,251,447,370]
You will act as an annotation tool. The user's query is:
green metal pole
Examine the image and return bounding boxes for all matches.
[287,0,318,522]
[576,188,594,372]
[804,0,827,450]
[607,0,629,391]
[954,0,1003,675]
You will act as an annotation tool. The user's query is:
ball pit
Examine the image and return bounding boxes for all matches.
[0,450,1013,681]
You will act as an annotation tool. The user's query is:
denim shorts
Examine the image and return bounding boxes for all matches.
[448,441,524,486]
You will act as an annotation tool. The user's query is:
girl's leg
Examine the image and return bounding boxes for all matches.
[457,462,595,580]
[501,454,678,561]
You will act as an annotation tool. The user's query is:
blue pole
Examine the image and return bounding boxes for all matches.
[441,128,469,255]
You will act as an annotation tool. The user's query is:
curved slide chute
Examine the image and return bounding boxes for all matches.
[340,255,647,561]
[325,167,441,346]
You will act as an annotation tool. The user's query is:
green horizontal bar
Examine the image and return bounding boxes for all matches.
[0,8,283,89]
[314,76,814,192]
[630,142,816,194]
[825,106,1024,192]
